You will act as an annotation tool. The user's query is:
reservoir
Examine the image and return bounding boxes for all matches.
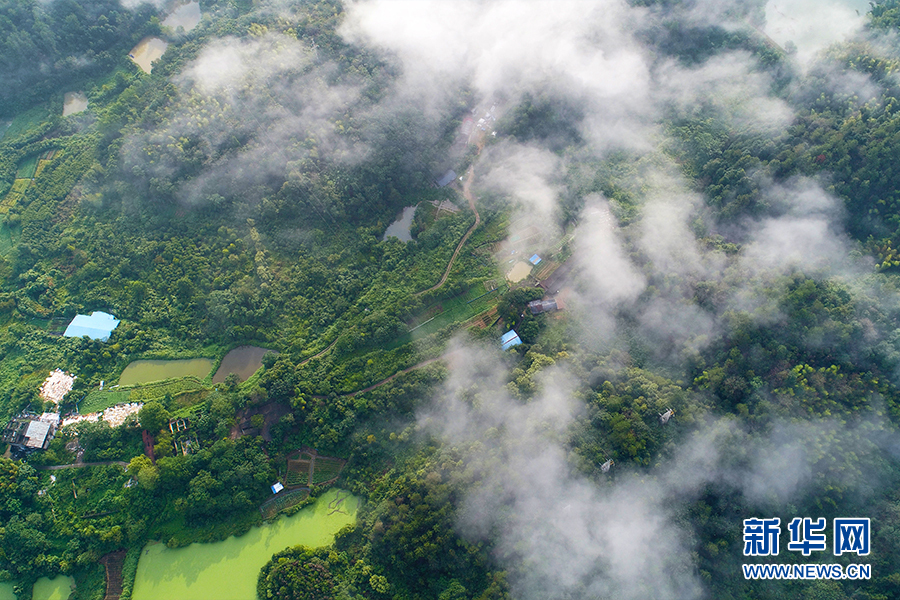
[383,206,416,242]
[213,346,273,383]
[119,358,214,386]
[131,489,359,600]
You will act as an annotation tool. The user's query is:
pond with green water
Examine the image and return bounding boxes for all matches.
[0,582,14,600]
[32,576,74,600]
[131,488,359,600]
[119,358,214,386]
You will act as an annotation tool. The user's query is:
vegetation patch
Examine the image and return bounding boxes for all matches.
[15,154,39,180]
[260,488,310,519]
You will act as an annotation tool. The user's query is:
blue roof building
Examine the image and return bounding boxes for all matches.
[436,169,457,187]
[529,254,542,265]
[63,311,120,342]
[500,329,522,351]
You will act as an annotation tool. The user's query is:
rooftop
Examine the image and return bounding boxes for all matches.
[500,329,522,350]
[63,311,120,342]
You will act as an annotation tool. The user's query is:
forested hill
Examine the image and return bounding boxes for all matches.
[2,0,900,599]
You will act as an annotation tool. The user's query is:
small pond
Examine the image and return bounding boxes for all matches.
[62,92,87,117]
[213,346,273,384]
[131,488,359,600]
[129,37,169,73]
[163,1,202,33]
[119,358,214,386]
[32,576,74,600]
[383,205,416,242]
[506,261,532,283]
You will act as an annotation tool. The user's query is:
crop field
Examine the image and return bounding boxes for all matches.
[128,377,205,402]
[1,105,51,141]
[16,154,39,179]
[79,378,206,414]
[285,450,314,486]
[400,282,506,342]
[80,389,131,414]
[260,488,309,519]
[0,179,31,213]
[311,456,345,484]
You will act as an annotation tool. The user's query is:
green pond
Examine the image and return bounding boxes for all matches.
[119,358,214,386]
[132,489,359,600]
[212,346,273,384]
[0,582,14,600]
[32,576,74,600]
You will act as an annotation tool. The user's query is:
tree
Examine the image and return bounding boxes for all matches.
[138,401,170,434]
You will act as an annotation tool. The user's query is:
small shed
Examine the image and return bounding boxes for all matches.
[64,311,120,342]
[500,330,522,351]
[529,254,542,266]
[271,482,284,494]
[436,169,457,187]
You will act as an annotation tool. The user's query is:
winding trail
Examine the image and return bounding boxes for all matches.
[39,461,128,470]
[311,356,446,400]
[298,337,340,366]
[415,166,480,296]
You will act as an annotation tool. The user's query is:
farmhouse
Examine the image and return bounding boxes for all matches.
[528,298,562,315]
[63,311,120,341]
[1,412,58,453]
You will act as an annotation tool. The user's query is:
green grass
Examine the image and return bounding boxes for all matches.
[1,104,51,141]
[128,377,205,402]
[0,223,21,256]
[389,283,506,347]
[80,389,131,414]
[16,154,39,179]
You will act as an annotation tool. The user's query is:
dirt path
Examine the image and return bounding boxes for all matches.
[298,337,340,366]
[39,461,128,470]
[342,357,443,397]
[100,550,126,600]
[415,166,481,296]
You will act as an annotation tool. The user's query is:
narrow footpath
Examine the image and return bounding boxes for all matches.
[415,165,480,296]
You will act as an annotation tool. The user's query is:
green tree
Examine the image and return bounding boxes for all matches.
[138,401,170,434]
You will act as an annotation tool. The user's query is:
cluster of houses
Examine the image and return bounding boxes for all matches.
[1,412,60,456]
[1,311,121,457]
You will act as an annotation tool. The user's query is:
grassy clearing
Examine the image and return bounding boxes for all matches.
[80,389,131,414]
[16,154,39,179]
[1,104,51,140]
[0,223,20,256]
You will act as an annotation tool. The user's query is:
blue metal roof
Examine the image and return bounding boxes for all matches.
[63,311,120,342]
[500,329,522,350]
[436,169,457,187]
[529,254,542,265]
